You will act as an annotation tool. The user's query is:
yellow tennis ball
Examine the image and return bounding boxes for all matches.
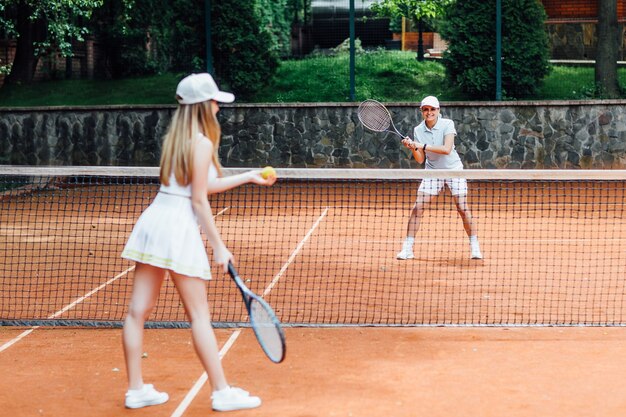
[261,166,276,179]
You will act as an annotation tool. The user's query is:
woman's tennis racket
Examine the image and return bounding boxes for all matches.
[228,262,286,363]
[357,99,406,139]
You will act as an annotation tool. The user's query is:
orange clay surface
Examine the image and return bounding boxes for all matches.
[2,326,626,417]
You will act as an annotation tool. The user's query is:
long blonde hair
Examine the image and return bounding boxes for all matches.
[160,100,222,185]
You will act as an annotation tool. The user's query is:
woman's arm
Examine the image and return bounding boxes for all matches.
[421,133,455,155]
[190,140,232,272]
[205,170,276,195]
[402,137,425,164]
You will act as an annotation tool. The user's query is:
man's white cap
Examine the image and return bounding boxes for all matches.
[420,95,440,108]
[176,73,235,104]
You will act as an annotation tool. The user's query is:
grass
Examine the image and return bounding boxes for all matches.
[0,51,624,106]
[252,50,451,102]
[0,72,182,107]
[533,66,599,100]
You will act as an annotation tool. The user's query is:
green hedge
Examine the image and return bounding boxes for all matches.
[440,0,550,99]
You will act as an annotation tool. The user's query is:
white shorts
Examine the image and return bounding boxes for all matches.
[418,178,468,196]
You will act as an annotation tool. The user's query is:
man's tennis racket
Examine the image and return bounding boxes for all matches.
[228,262,286,363]
[357,99,406,139]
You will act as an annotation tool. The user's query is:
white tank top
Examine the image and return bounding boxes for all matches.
[159,164,218,197]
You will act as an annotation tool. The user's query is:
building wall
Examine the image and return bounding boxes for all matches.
[541,0,626,20]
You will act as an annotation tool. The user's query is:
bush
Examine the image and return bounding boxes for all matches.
[90,0,283,97]
[440,0,550,99]
[211,0,280,99]
[91,0,175,78]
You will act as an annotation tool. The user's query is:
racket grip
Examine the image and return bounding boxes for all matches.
[227,262,238,277]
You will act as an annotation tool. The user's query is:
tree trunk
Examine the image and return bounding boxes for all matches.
[595,0,620,98]
[4,5,43,85]
[416,18,425,61]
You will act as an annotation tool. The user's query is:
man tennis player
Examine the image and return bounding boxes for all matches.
[396,95,483,260]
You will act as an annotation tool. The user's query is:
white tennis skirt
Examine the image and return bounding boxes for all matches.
[121,192,212,280]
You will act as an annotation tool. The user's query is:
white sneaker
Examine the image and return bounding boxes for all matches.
[212,386,262,412]
[470,241,483,259]
[125,384,169,409]
[396,244,414,260]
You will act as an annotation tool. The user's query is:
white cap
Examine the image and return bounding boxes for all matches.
[420,95,440,108]
[176,73,235,104]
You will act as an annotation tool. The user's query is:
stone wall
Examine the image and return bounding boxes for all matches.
[2,101,626,169]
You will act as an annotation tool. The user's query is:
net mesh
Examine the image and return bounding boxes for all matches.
[2,166,626,327]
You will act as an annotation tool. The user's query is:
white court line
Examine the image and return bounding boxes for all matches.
[170,330,242,417]
[0,327,38,353]
[262,207,329,297]
[0,208,233,353]
[215,207,229,216]
[47,266,135,319]
[0,266,135,353]
[169,207,329,417]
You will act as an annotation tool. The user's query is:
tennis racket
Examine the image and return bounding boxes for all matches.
[357,99,406,139]
[228,262,286,363]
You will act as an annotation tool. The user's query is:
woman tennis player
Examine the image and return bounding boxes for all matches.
[121,73,275,411]
[396,95,483,261]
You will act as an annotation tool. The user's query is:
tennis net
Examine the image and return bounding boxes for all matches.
[1,166,625,327]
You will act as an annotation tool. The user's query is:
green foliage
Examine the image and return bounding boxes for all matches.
[256,0,292,57]
[388,15,403,33]
[0,2,16,38]
[287,0,312,24]
[94,0,286,96]
[33,0,104,57]
[1,61,625,106]
[91,0,175,77]
[252,50,448,102]
[330,38,365,55]
[0,0,103,57]
[168,0,205,73]
[2,0,286,99]
[371,0,451,60]
[440,0,550,99]
[371,0,451,24]
[211,0,280,100]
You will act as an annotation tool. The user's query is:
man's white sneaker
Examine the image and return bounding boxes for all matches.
[212,386,262,412]
[125,384,169,409]
[470,242,483,259]
[396,246,414,260]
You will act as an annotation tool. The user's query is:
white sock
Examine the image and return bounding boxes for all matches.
[469,235,479,244]
[404,237,415,247]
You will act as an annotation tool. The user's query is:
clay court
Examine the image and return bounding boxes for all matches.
[3,327,626,417]
[1,167,626,416]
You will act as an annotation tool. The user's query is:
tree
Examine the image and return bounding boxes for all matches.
[595,0,620,98]
[440,0,550,99]
[371,0,451,61]
[288,0,312,25]
[1,0,103,85]
[90,0,177,78]
[211,0,280,99]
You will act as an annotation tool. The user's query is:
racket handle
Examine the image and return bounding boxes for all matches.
[227,262,238,277]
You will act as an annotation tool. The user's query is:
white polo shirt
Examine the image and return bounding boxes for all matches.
[413,116,463,170]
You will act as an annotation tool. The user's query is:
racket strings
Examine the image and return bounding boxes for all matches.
[250,299,284,362]
[358,101,392,132]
